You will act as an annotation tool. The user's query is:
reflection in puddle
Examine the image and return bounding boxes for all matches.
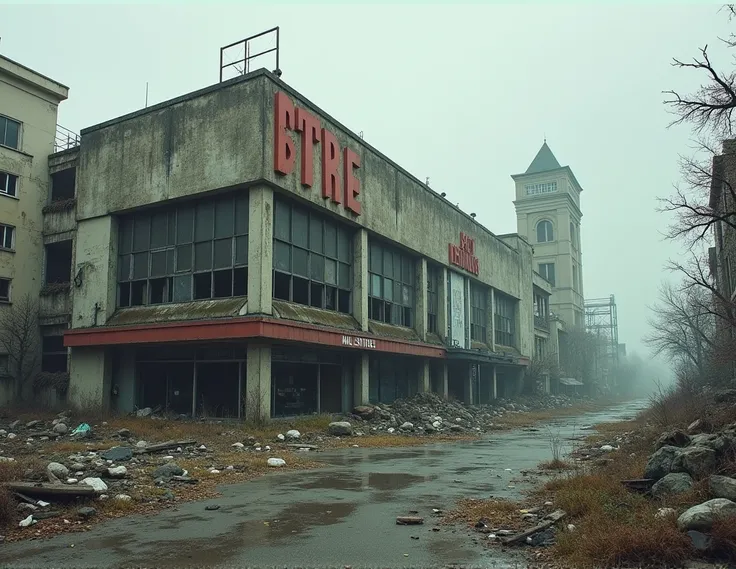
[298,474,363,491]
[368,472,426,491]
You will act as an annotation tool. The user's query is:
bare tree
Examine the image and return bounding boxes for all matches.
[644,282,715,374]
[0,294,40,401]
[525,350,560,395]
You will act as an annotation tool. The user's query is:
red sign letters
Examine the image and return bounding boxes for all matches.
[449,232,479,275]
[273,91,361,215]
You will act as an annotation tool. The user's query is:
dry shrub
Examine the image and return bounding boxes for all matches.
[554,508,692,568]
[642,384,709,430]
[538,458,574,471]
[444,498,521,528]
[709,515,736,562]
[0,486,15,527]
[0,460,22,482]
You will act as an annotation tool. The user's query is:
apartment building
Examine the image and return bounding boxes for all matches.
[0,55,69,403]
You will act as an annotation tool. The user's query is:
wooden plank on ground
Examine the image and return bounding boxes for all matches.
[396,516,424,525]
[4,482,96,498]
[133,440,196,454]
[501,510,565,545]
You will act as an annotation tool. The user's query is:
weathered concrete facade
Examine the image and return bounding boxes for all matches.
[61,69,548,417]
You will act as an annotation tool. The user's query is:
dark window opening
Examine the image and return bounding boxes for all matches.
[0,116,20,150]
[50,168,76,201]
[45,240,73,284]
[0,279,9,303]
[470,282,488,343]
[272,197,353,313]
[0,172,18,197]
[131,281,147,306]
[427,264,439,334]
[494,292,516,347]
[117,193,248,307]
[368,240,414,327]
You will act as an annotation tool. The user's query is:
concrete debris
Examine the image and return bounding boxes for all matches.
[709,474,736,501]
[19,515,35,528]
[267,458,286,467]
[47,462,70,479]
[152,463,184,479]
[77,507,96,519]
[285,430,301,440]
[107,466,127,478]
[328,422,353,436]
[277,434,285,441]
[53,423,68,434]
[81,477,108,493]
[677,498,736,532]
[101,446,133,462]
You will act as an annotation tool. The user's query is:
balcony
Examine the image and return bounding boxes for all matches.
[42,198,76,236]
[39,282,72,324]
[534,314,550,331]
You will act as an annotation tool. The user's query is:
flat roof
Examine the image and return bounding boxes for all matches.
[0,54,69,99]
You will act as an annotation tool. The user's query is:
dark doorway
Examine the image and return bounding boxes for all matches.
[320,364,342,413]
[138,362,194,415]
[272,362,318,416]
[45,240,73,284]
[138,363,168,410]
[196,362,241,418]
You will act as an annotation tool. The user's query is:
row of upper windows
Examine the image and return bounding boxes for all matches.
[525,182,557,195]
[0,116,21,201]
[535,219,579,248]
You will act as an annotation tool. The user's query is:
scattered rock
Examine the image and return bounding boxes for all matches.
[117,428,131,437]
[277,434,285,441]
[672,446,717,479]
[353,405,375,419]
[77,507,96,519]
[328,422,353,436]
[231,442,245,449]
[209,469,220,474]
[400,422,414,431]
[651,472,693,498]
[205,505,220,511]
[198,445,207,451]
[677,498,736,531]
[267,458,286,467]
[655,507,676,519]
[19,515,35,527]
[135,441,148,449]
[387,427,395,434]
[152,463,184,480]
[644,445,681,480]
[101,446,133,462]
[600,445,615,452]
[709,475,736,501]
[136,407,153,417]
[687,530,713,552]
[687,420,710,435]
[432,421,441,429]
[66,478,78,484]
[114,494,131,501]
[26,420,41,429]
[656,430,691,448]
[81,477,108,493]
[47,462,70,479]
[566,524,576,532]
[70,462,85,471]
[53,423,68,435]
[108,466,127,479]
[9,420,19,429]
[7,433,16,440]
[285,430,301,440]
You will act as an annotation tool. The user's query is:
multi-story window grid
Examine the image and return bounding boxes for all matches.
[0,116,20,150]
[368,240,414,327]
[536,220,554,242]
[494,292,516,347]
[118,193,249,307]
[0,224,14,250]
[0,172,17,197]
[525,182,557,196]
[470,282,487,343]
[273,198,352,313]
[0,278,10,302]
[539,263,555,287]
[427,264,439,334]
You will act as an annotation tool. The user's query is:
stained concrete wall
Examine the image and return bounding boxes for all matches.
[68,346,111,410]
[75,70,535,360]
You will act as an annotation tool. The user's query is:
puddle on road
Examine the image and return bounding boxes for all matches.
[368,472,427,491]
[136,501,357,566]
[298,474,364,491]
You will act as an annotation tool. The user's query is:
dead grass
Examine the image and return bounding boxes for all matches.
[0,461,23,483]
[709,515,736,562]
[0,486,14,527]
[495,400,620,429]
[444,498,524,531]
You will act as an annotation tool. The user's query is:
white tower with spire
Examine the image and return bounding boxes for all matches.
[512,142,584,329]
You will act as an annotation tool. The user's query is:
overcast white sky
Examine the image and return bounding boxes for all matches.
[1,4,729,365]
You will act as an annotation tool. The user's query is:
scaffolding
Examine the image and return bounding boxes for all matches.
[584,295,620,389]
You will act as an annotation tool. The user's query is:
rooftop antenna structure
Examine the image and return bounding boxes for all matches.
[219,27,280,83]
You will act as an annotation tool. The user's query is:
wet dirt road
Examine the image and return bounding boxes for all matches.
[1,400,647,568]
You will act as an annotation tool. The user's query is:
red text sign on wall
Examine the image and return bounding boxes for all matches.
[273,91,362,216]
[449,232,479,275]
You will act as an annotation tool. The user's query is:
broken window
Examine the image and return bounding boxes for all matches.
[494,292,516,347]
[42,334,67,373]
[368,240,414,327]
[427,264,439,334]
[50,168,76,201]
[272,197,352,313]
[117,193,248,307]
[470,282,487,343]
[44,240,73,284]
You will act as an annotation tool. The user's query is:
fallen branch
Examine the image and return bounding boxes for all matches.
[133,440,196,454]
[501,510,565,545]
[396,516,424,525]
[4,482,96,498]
[621,479,655,493]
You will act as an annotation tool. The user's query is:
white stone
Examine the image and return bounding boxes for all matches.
[455,418,462,423]
[0,429,6,435]
[66,478,78,484]
[600,445,615,452]
[387,427,395,434]
[81,477,108,493]
[198,445,207,450]
[135,440,147,448]
[37,500,50,507]
[433,416,442,423]
[267,458,286,467]
[162,456,174,461]
[47,462,70,479]
[255,447,262,451]
[98,494,108,500]
[400,422,414,430]
[114,494,131,501]
[432,421,441,429]
[226,465,234,470]
[352,444,359,448]
[75,471,83,476]
[277,434,285,441]
[209,469,220,474]
[108,466,127,478]
[285,430,301,440]
[544,501,553,507]
[0,457,14,462]
[176,447,182,453]
[7,433,16,439]
[567,524,576,532]
[19,515,35,528]
[656,507,676,519]
[231,442,244,449]
[265,445,271,451]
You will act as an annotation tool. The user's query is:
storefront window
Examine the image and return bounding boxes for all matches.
[272,198,352,313]
[494,292,516,347]
[369,356,413,404]
[470,282,487,343]
[427,264,439,334]
[368,240,414,327]
[117,193,248,307]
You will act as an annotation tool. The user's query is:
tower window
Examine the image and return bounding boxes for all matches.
[525,182,557,195]
[536,220,554,243]
[539,263,555,287]
[570,222,577,249]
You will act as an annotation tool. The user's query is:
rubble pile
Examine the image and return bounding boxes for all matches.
[349,392,581,435]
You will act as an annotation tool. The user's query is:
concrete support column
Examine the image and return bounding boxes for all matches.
[247,186,274,315]
[420,359,430,393]
[492,365,498,400]
[415,258,428,341]
[354,352,370,406]
[442,363,449,399]
[490,288,496,351]
[466,365,473,405]
[341,362,353,413]
[113,347,136,414]
[246,344,272,421]
[69,347,112,411]
[353,229,369,331]
[437,267,448,343]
